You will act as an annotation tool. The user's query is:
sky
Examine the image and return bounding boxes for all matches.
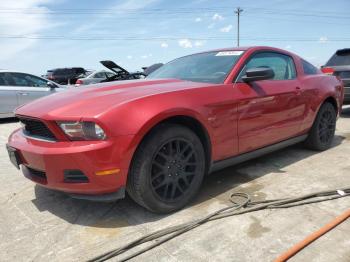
[0,0,349,75]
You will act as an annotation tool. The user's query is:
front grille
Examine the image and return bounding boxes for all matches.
[27,167,47,179]
[19,118,56,141]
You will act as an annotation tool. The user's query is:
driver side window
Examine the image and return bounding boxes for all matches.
[239,52,297,81]
[11,73,48,87]
[24,74,49,87]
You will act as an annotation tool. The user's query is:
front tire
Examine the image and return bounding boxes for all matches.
[305,102,337,151]
[127,124,206,213]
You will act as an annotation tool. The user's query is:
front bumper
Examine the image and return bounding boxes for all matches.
[7,128,135,196]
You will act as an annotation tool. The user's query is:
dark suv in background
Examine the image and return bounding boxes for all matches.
[322,48,350,104]
[47,67,87,85]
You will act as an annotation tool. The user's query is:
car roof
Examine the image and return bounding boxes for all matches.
[48,67,85,72]
[181,46,297,58]
[0,70,38,74]
[0,70,54,80]
[200,46,294,53]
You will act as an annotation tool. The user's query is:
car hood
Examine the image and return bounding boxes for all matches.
[100,60,129,75]
[15,78,216,119]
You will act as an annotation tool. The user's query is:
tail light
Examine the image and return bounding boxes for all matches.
[75,79,83,86]
[321,67,335,75]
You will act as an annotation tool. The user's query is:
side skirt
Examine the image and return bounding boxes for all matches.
[209,134,308,173]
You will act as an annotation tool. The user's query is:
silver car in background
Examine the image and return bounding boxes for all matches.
[0,70,66,118]
[75,70,115,86]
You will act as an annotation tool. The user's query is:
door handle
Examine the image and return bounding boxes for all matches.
[19,92,28,96]
[295,87,301,95]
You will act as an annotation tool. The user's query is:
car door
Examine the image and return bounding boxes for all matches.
[0,72,18,117]
[10,73,57,106]
[233,51,306,153]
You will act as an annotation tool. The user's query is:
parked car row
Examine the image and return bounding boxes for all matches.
[0,60,164,118]
[46,61,163,86]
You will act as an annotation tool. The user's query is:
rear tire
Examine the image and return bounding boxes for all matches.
[305,102,337,151]
[127,124,206,213]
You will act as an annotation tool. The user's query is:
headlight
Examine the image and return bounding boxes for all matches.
[58,121,106,141]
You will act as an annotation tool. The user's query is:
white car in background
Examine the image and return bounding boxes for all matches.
[75,70,115,86]
[0,70,66,118]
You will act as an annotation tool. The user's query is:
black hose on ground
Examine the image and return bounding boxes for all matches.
[87,187,350,262]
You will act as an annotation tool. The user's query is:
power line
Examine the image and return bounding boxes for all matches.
[0,34,349,42]
[0,13,348,26]
[242,14,350,26]
[0,7,349,19]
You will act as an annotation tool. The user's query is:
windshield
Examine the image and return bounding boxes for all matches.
[147,51,244,84]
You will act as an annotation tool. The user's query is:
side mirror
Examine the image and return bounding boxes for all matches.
[47,81,57,89]
[242,67,275,83]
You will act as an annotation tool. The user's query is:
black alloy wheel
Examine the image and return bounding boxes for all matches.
[305,102,337,151]
[150,138,199,202]
[127,124,206,213]
[318,109,336,144]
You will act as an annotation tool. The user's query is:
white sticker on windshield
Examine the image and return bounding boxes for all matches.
[215,51,244,56]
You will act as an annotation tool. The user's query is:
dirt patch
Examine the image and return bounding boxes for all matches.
[78,216,130,246]
[247,216,271,238]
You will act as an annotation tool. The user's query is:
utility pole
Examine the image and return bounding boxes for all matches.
[234,7,243,47]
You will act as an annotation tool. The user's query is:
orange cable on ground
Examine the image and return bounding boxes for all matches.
[275,209,350,262]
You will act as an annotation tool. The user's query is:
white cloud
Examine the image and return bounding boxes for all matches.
[212,13,224,21]
[194,40,206,47]
[161,42,169,48]
[195,17,202,22]
[220,25,233,33]
[319,36,328,43]
[285,45,292,49]
[0,0,58,61]
[141,53,153,59]
[178,39,193,48]
[208,23,215,29]
[127,55,133,59]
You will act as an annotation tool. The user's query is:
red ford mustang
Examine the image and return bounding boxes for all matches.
[7,46,344,213]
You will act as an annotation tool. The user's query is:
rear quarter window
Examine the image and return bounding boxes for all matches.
[302,59,319,75]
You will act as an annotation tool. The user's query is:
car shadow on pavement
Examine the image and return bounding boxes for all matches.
[31,135,346,230]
